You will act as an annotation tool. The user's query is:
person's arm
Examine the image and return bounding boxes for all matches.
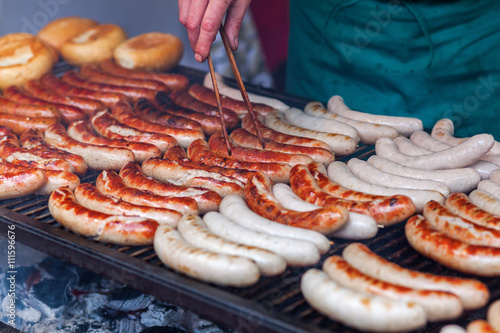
[178,0,251,63]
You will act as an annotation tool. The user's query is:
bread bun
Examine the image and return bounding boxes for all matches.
[0,33,54,90]
[37,16,99,52]
[113,32,183,71]
[60,23,127,66]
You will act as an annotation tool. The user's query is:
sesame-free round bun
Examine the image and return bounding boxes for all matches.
[113,32,184,71]
[37,16,99,52]
[60,23,128,66]
[0,33,54,90]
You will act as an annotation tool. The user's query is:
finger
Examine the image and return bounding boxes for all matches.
[184,0,210,57]
[195,0,233,62]
[178,0,191,26]
[224,0,251,51]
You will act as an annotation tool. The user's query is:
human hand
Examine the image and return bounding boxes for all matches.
[178,0,251,63]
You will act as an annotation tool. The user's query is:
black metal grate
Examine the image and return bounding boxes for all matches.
[0,65,499,333]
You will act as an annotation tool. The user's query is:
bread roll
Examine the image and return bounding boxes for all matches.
[61,23,127,66]
[0,33,54,90]
[37,16,99,52]
[113,32,183,71]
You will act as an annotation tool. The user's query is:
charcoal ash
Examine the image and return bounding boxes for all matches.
[1,246,236,333]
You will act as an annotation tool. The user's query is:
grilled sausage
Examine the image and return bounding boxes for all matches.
[342,242,489,310]
[188,83,274,117]
[188,138,291,183]
[91,108,178,152]
[141,157,244,197]
[62,70,156,101]
[229,128,335,165]
[41,73,126,108]
[155,91,232,135]
[0,158,46,199]
[44,123,134,170]
[170,89,240,129]
[49,187,158,246]
[3,86,85,125]
[20,129,88,176]
[0,133,75,173]
[166,145,255,184]
[406,214,500,276]
[119,161,221,214]
[24,79,106,115]
[290,163,415,225]
[111,99,204,148]
[74,183,182,226]
[80,63,169,92]
[445,192,500,231]
[67,120,161,163]
[424,200,500,247]
[35,170,80,196]
[134,97,203,131]
[95,170,198,216]
[322,255,463,321]
[100,59,189,91]
[301,269,427,332]
[272,183,378,240]
[209,131,313,166]
[203,72,289,111]
[244,171,349,234]
[0,95,62,120]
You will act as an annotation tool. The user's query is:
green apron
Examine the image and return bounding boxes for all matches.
[286,0,500,138]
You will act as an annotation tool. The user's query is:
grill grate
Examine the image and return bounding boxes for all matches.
[0,65,499,333]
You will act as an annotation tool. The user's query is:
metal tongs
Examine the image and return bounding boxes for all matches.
[207,24,266,156]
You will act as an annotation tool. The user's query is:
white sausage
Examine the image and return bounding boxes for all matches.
[440,325,467,333]
[153,223,260,287]
[469,189,500,216]
[367,155,480,193]
[283,107,360,141]
[478,180,500,200]
[375,136,495,170]
[272,183,378,240]
[490,169,500,184]
[203,211,320,266]
[177,214,286,276]
[327,95,423,137]
[342,242,490,310]
[410,131,499,179]
[347,157,450,197]
[432,118,500,155]
[219,194,330,253]
[264,110,358,155]
[300,269,427,332]
[327,161,445,212]
[304,101,398,145]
